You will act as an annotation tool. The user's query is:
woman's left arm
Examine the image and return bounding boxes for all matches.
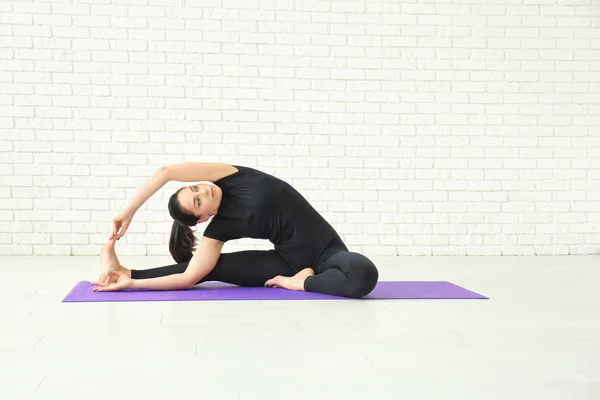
[94,270,190,292]
[97,237,225,292]
[129,272,191,291]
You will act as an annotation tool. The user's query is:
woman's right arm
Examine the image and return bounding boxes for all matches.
[122,166,170,217]
[110,166,169,239]
[123,162,235,215]
[110,162,235,239]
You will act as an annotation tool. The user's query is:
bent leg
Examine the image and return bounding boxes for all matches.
[131,250,296,287]
[201,250,296,287]
[304,251,379,298]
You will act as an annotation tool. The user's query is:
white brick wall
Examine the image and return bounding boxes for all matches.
[1,0,599,258]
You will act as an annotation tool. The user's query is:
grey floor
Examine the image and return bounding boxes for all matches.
[2,254,599,400]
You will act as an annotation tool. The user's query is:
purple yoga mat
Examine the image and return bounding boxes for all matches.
[62,281,488,302]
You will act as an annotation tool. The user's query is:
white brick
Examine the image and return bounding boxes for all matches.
[0,233,11,244]
[52,141,90,153]
[0,117,13,129]
[0,105,34,117]
[33,245,70,255]
[125,166,158,178]
[51,25,91,39]
[33,152,72,164]
[0,36,33,49]
[0,197,29,210]
[13,234,51,245]
[0,222,31,234]
[11,186,49,199]
[52,164,90,176]
[0,245,32,255]
[557,16,590,27]
[90,165,128,177]
[12,25,47,39]
[32,12,73,27]
[15,211,52,221]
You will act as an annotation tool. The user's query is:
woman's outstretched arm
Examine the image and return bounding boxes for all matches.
[110,167,169,239]
[123,166,170,217]
[122,162,233,216]
[132,237,223,290]
[110,162,235,239]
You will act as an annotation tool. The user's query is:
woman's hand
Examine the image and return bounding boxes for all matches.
[110,212,133,240]
[96,269,116,287]
[92,270,132,292]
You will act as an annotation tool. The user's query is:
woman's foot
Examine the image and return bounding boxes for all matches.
[99,239,131,282]
[264,268,315,291]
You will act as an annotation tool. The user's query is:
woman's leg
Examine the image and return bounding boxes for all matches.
[304,251,379,298]
[130,262,187,279]
[131,250,297,287]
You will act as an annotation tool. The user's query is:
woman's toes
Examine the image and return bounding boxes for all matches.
[265,276,281,288]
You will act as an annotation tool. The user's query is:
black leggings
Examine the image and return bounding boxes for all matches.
[131,236,379,298]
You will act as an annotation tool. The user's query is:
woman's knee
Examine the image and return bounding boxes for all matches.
[344,253,379,298]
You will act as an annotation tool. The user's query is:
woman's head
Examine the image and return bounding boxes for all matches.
[169,183,221,225]
[167,183,221,263]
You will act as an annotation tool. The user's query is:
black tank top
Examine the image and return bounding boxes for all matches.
[203,165,339,271]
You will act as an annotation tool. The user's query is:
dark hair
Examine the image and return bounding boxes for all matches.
[168,187,198,263]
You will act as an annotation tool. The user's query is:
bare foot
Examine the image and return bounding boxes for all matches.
[264,268,315,291]
[99,239,130,282]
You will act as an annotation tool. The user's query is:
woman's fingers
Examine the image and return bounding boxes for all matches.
[94,282,123,292]
[93,268,124,292]
[92,272,110,287]
[110,222,119,240]
[92,282,109,290]
[108,270,121,278]
[117,222,128,239]
[94,279,117,291]
[113,224,122,239]
[92,278,109,287]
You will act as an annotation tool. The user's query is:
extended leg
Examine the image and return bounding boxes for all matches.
[304,251,379,298]
[131,249,296,287]
[99,239,185,281]
[202,250,297,286]
[130,262,187,279]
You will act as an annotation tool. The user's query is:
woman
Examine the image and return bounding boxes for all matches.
[94,162,379,298]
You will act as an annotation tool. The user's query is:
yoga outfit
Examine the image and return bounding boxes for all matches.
[131,165,378,298]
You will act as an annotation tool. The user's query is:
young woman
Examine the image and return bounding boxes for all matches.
[94,162,379,298]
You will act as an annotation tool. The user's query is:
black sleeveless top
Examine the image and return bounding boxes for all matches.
[203,165,339,271]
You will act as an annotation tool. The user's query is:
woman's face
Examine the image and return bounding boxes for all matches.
[177,183,221,223]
